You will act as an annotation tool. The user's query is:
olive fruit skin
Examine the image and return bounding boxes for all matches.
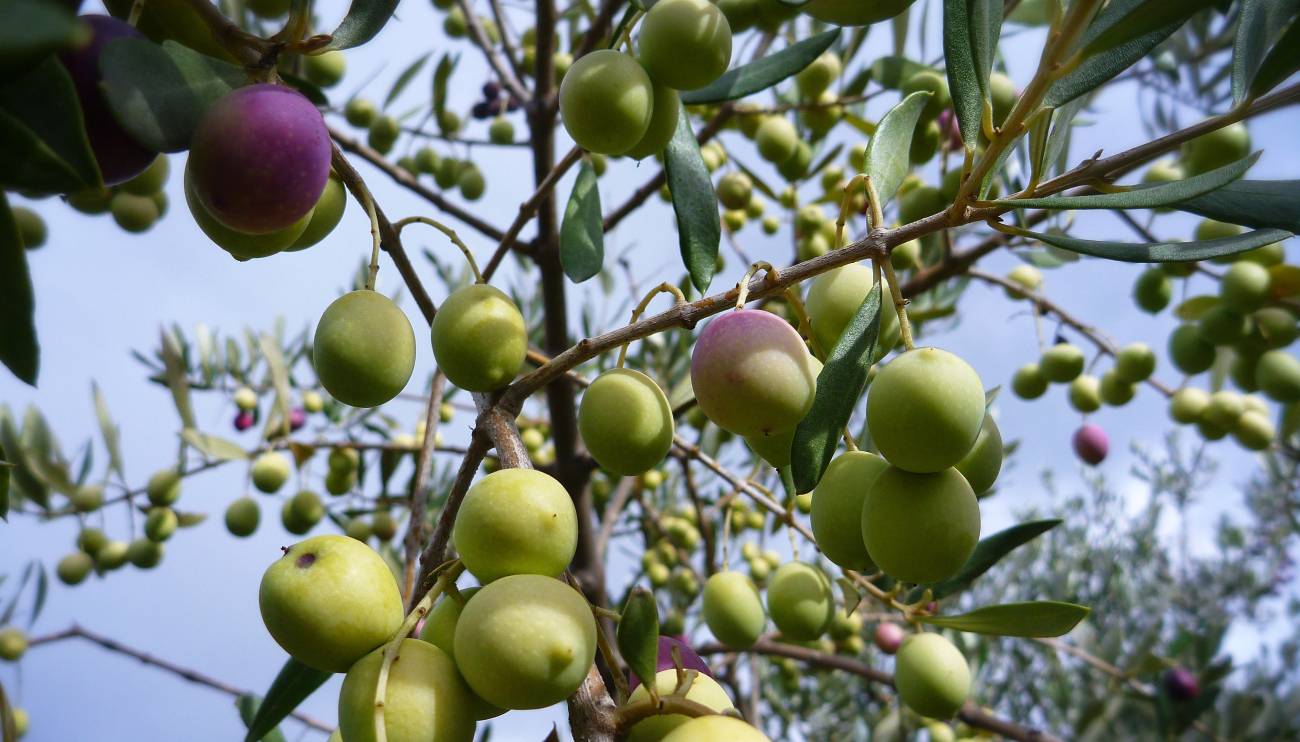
[1233,410,1275,450]
[288,175,346,250]
[559,50,654,155]
[716,172,753,210]
[126,537,164,568]
[1100,370,1137,407]
[800,0,915,26]
[454,574,597,710]
[623,81,681,160]
[637,0,732,91]
[416,587,504,719]
[1114,342,1157,383]
[702,571,766,648]
[766,562,834,641]
[578,369,674,476]
[251,452,291,494]
[795,51,841,98]
[189,84,330,234]
[147,468,181,506]
[755,115,798,164]
[1134,268,1173,313]
[1169,324,1216,375]
[314,290,416,408]
[1011,363,1048,399]
[1039,343,1085,383]
[1220,261,1272,313]
[59,16,157,185]
[259,535,403,673]
[1257,350,1300,402]
[57,552,94,585]
[660,715,772,742]
[805,264,899,361]
[1068,375,1102,413]
[1181,122,1250,176]
[954,414,1003,496]
[867,348,985,473]
[1254,307,1298,348]
[0,627,27,662]
[430,284,527,393]
[901,70,950,120]
[1073,424,1109,465]
[144,507,177,542]
[1169,387,1210,424]
[303,50,345,88]
[862,466,979,584]
[185,165,311,259]
[225,497,260,537]
[894,633,971,719]
[452,468,578,583]
[690,309,818,437]
[625,669,734,742]
[338,639,476,742]
[874,622,905,654]
[811,451,888,570]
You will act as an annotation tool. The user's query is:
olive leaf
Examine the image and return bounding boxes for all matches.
[324,0,401,51]
[1017,226,1292,264]
[908,519,1062,601]
[0,56,100,194]
[180,429,248,462]
[236,694,287,742]
[1233,0,1300,103]
[663,107,719,293]
[617,587,660,694]
[919,600,1090,638]
[943,0,1000,149]
[560,159,605,283]
[1174,180,1300,233]
[682,29,841,105]
[0,194,37,387]
[863,91,932,206]
[0,0,81,75]
[242,658,331,742]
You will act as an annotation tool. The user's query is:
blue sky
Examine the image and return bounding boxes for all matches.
[0,2,1296,740]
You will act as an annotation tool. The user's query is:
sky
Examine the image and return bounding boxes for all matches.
[0,2,1296,740]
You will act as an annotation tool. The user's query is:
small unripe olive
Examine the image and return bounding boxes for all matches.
[559,50,654,154]
[894,633,971,718]
[144,507,177,543]
[755,115,798,164]
[867,348,985,473]
[452,468,578,583]
[457,166,485,201]
[1181,122,1249,176]
[1169,324,1216,375]
[251,452,291,494]
[225,497,260,537]
[898,185,945,225]
[303,50,345,88]
[777,138,812,179]
[454,574,597,710]
[1254,307,1298,348]
[1099,370,1137,407]
[120,155,169,196]
[57,552,94,585]
[110,192,159,233]
[579,371,676,475]
[804,263,899,361]
[338,639,477,741]
[0,627,28,661]
[1169,387,1210,424]
[147,468,181,506]
[1005,264,1042,298]
[702,570,766,648]
[901,70,950,120]
[766,561,834,641]
[716,171,753,210]
[1257,350,1300,402]
[282,490,324,535]
[863,466,979,584]
[314,290,416,407]
[1134,268,1173,313]
[78,528,108,555]
[1068,375,1102,412]
[954,414,1003,496]
[289,176,347,250]
[1203,390,1245,429]
[989,72,1017,127]
[1220,261,1272,313]
[1039,343,1085,383]
[345,98,376,128]
[1114,342,1156,383]
[1011,363,1048,399]
[431,284,527,393]
[126,538,164,569]
[1233,410,1275,450]
[1198,305,1250,346]
[637,0,732,90]
[70,484,103,513]
[96,541,129,571]
[811,451,888,570]
[891,239,922,270]
[1230,350,1259,391]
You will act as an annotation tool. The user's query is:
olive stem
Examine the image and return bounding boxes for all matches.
[616,282,687,368]
[393,216,484,283]
[862,175,884,234]
[127,0,145,26]
[878,258,915,351]
[363,188,381,291]
[782,288,826,361]
[590,600,630,704]
[373,561,462,742]
[836,174,868,248]
[612,694,719,731]
[735,261,778,309]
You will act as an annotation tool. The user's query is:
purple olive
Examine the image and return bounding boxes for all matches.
[470,101,495,120]
[233,411,255,431]
[188,83,330,234]
[1163,667,1200,702]
[59,15,157,186]
[1072,424,1109,466]
[288,407,306,431]
[874,622,904,655]
[628,636,712,691]
[481,80,501,99]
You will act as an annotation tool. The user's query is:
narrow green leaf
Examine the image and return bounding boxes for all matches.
[159,328,196,430]
[1020,226,1291,263]
[1045,0,1184,108]
[681,29,840,104]
[560,160,604,283]
[385,52,431,109]
[1233,0,1300,103]
[236,695,287,742]
[0,411,46,508]
[100,39,244,153]
[28,562,46,625]
[0,56,100,193]
[91,382,125,482]
[943,0,982,148]
[244,658,330,742]
[1174,295,1220,321]
[663,107,719,293]
[181,429,248,461]
[432,53,458,117]
[969,0,1002,102]
[176,510,207,528]
[992,152,1259,211]
[0,0,81,75]
[325,0,400,50]
[791,284,882,493]
[1175,180,1300,232]
[864,91,931,206]
[912,519,1062,600]
[618,587,660,693]
[0,444,9,521]
[258,335,294,440]
[919,600,1090,637]
[1249,18,1300,99]
[1080,0,1217,58]
[0,194,37,386]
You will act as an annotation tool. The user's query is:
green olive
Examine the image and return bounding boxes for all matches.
[867,348,985,473]
[811,451,888,570]
[862,466,979,584]
[430,284,527,392]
